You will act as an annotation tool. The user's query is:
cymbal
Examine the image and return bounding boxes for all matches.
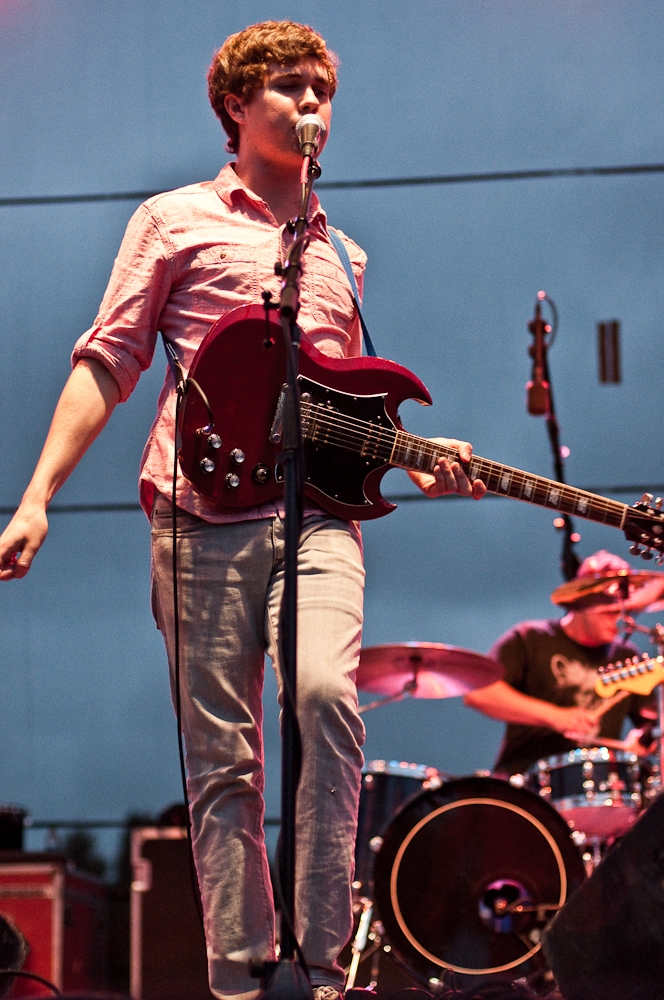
[356,642,503,699]
[550,570,664,612]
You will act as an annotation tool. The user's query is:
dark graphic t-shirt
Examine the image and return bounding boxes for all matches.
[491,619,646,775]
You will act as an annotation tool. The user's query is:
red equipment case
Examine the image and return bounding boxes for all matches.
[0,852,107,996]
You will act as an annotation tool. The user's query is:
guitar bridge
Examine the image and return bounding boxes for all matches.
[269,385,287,443]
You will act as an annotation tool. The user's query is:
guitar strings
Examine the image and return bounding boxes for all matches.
[299,401,634,527]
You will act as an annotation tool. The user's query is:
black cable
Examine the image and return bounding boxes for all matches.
[2,161,664,207]
[0,969,62,995]
[171,388,205,932]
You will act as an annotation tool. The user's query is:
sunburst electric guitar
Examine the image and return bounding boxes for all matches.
[178,304,664,555]
[595,655,664,699]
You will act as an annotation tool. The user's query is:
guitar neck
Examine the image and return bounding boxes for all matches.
[301,402,629,529]
[391,430,629,530]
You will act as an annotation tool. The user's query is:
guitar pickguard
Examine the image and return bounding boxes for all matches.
[299,376,395,509]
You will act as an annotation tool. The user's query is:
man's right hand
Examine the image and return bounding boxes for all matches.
[0,502,49,580]
[0,358,121,582]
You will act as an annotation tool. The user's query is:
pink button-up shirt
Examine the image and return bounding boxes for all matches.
[72,163,367,521]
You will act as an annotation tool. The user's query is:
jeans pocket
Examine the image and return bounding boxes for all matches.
[150,494,204,535]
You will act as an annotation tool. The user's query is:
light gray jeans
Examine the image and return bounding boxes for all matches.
[150,496,366,999]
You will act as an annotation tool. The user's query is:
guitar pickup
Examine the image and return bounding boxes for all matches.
[269,385,287,443]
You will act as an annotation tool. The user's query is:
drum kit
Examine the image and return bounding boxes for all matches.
[348,570,664,994]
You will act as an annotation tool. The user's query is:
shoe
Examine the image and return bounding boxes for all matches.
[312,988,343,1000]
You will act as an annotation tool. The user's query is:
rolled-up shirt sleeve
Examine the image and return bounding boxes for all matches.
[71,204,173,402]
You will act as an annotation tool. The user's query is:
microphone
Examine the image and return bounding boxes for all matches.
[526,301,551,416]
[295,114,326,157]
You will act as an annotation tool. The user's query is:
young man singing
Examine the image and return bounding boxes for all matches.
[0,21,484,999]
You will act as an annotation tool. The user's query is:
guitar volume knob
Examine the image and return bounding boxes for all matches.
[230,448,245,464]
[208,433,222,449]
[200,458,215,473]
[225,473,240,489]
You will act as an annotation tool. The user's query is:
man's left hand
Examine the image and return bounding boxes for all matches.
[409,438,486,499]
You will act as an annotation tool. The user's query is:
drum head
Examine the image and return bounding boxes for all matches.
[373,775,586,987]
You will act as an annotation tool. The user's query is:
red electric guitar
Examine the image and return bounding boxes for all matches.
[178,304,664,553]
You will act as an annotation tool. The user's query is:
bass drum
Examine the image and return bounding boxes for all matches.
[373,775,586,989]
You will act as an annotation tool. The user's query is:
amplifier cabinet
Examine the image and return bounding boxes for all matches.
[130,828,213,1000]
[0,852,107,996]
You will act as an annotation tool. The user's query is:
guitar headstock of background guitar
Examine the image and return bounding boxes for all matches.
[623,493,664,562]
[595,652,664,699]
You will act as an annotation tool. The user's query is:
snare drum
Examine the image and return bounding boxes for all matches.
[354,760,443,893]
[531,747,641,839]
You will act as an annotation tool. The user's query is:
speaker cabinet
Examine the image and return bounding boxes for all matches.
[543,793,664,1000]
[130,828,213,1000]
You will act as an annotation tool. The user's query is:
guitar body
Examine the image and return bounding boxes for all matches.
[179,304,432,520]
[178,305,664,552]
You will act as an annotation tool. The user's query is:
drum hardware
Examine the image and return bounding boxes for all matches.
[358,679,418,716]
[346,898,375,990]
[345,905,388,992]
[356,642,503,713]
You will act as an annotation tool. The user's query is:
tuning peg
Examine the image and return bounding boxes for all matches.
[657,554,664,566]
[642,493,654,504]
[657,498,663,510]
[630,544,643,556]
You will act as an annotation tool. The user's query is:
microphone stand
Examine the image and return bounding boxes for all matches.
[527,294,580,582]
[255,151,321,1000]
[619,616,664,792]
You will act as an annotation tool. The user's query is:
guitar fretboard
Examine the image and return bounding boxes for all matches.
[302,401,628,530]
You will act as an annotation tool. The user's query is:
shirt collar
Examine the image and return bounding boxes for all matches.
[213,161,328,230]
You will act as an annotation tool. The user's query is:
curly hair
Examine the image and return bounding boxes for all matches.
[207,21,339,154]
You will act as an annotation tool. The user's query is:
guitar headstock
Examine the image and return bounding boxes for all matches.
[623,493,664,562]
[595,653,664,699]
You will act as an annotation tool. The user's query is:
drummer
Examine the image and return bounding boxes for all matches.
[464,550,657,776]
